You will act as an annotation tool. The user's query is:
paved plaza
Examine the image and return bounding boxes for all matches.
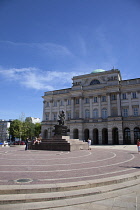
[0,145,140,209]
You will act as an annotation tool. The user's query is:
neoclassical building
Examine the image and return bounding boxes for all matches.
[41,69,140,145]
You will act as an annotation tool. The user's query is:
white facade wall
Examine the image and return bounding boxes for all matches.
[0,120,11,142]
[41,69,140,145]
[26,117,40,124]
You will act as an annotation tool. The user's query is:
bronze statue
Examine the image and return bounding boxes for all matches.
[58,111,65,125]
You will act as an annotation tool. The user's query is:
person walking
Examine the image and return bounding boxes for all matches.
[25,138,29,150]
[137,139,140,154]
[88,139,91,150]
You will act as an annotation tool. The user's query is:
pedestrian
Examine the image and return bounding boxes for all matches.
[25,138,29,150]
[88,139,91,150]
[137,139,140,154]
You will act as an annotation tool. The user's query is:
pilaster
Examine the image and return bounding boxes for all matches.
[107,94,111,117]
[42,101,46,121]
[128,92,132,116]
[98,95,101,118]
[89,97,93,118]
[71,97,75,119]
[117,93,121,116]
[49,100,53,120]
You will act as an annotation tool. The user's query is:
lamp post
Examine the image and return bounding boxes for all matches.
[20,132,22,141]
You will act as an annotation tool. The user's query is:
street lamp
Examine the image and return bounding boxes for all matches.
[20,132,22,141]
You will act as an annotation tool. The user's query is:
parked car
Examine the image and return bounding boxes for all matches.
[13,141,25,145]
[3,141,9,146]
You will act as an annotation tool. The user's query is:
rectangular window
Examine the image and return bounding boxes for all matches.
[75,111,79,119]
[132,92,137,99]
[123,108,128,117]
[67,112,71,120]
[122,93,126,100]
[93,109,98,118]
[67,99,71,105]
[53,101,57,107]
[53,113,57,120]
[94,97,98,103]
[133,107,138,116]
[60,100,63,106]
[46,113,49,120]
[85,110,90,118]
[75,98,79,104]
[85,98,89,103]
[111,94,116,100]
[102,109,107,119]
[102,96,106,102]
[46,102,49,107]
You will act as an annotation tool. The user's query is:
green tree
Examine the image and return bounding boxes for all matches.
[34,123,41,138]
[23,121,35,140]
[9,120,41,141]
[8,119,22,140]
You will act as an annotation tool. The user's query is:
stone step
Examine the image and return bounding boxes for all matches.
[0,178,140,209]
[1,171,140,195]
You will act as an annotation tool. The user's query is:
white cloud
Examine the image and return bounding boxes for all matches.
[0,40,73,57]
[0,67,89,91]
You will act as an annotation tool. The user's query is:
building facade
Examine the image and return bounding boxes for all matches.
[25,117,41,124]
[41,69,140,145]
[0,120,11,142]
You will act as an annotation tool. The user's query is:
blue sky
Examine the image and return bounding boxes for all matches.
[0,0,140,121]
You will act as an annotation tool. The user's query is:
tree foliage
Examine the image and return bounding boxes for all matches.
[8,120,41,141]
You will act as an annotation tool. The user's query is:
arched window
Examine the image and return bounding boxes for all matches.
[84,129,89,141]
[123,128,131,144]
[112,127,119,144]
[134,127,140,144]
[102,128,108,144]
[93,109,98,119]
[90,79,100,85]
[102,108,107,119]
[73,129,79,139]
[93,128,98,144]
[85,109,90,119]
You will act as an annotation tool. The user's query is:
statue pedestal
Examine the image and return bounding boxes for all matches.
[53,125,70,136]
[29,122,88,151]
[29,136,88,151]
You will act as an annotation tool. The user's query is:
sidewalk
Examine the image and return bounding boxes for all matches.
[55,145,140,210]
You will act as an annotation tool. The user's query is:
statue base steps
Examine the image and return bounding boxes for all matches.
[30,136,88,151]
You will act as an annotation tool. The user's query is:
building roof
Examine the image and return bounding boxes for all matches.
[91,69,105,74]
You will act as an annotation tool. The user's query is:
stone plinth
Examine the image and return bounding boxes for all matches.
[53,125,70,136]
[29,136,88,151]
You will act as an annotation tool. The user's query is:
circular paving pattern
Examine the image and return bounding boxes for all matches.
[0,146,139,185]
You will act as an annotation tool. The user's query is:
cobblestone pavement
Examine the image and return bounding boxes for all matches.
[0,145,140,210]
[0,145,139,185]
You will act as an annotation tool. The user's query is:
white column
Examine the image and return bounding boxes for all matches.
[130,129,134,144]
[128,93,132,116]
[90,97,93,118]
[79,97,83,118]
[98,96,101,118]
[107,94,111,117]
[117,93,121,116]
[98,128,102,144]
[71,98,74,119]
[138,91,140,115]
[89,128,92,143]
[108,127,112,144]
[49,100,53,120]
[42,101,46,121]
[57,100,60,118]
[64,99,67,119]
